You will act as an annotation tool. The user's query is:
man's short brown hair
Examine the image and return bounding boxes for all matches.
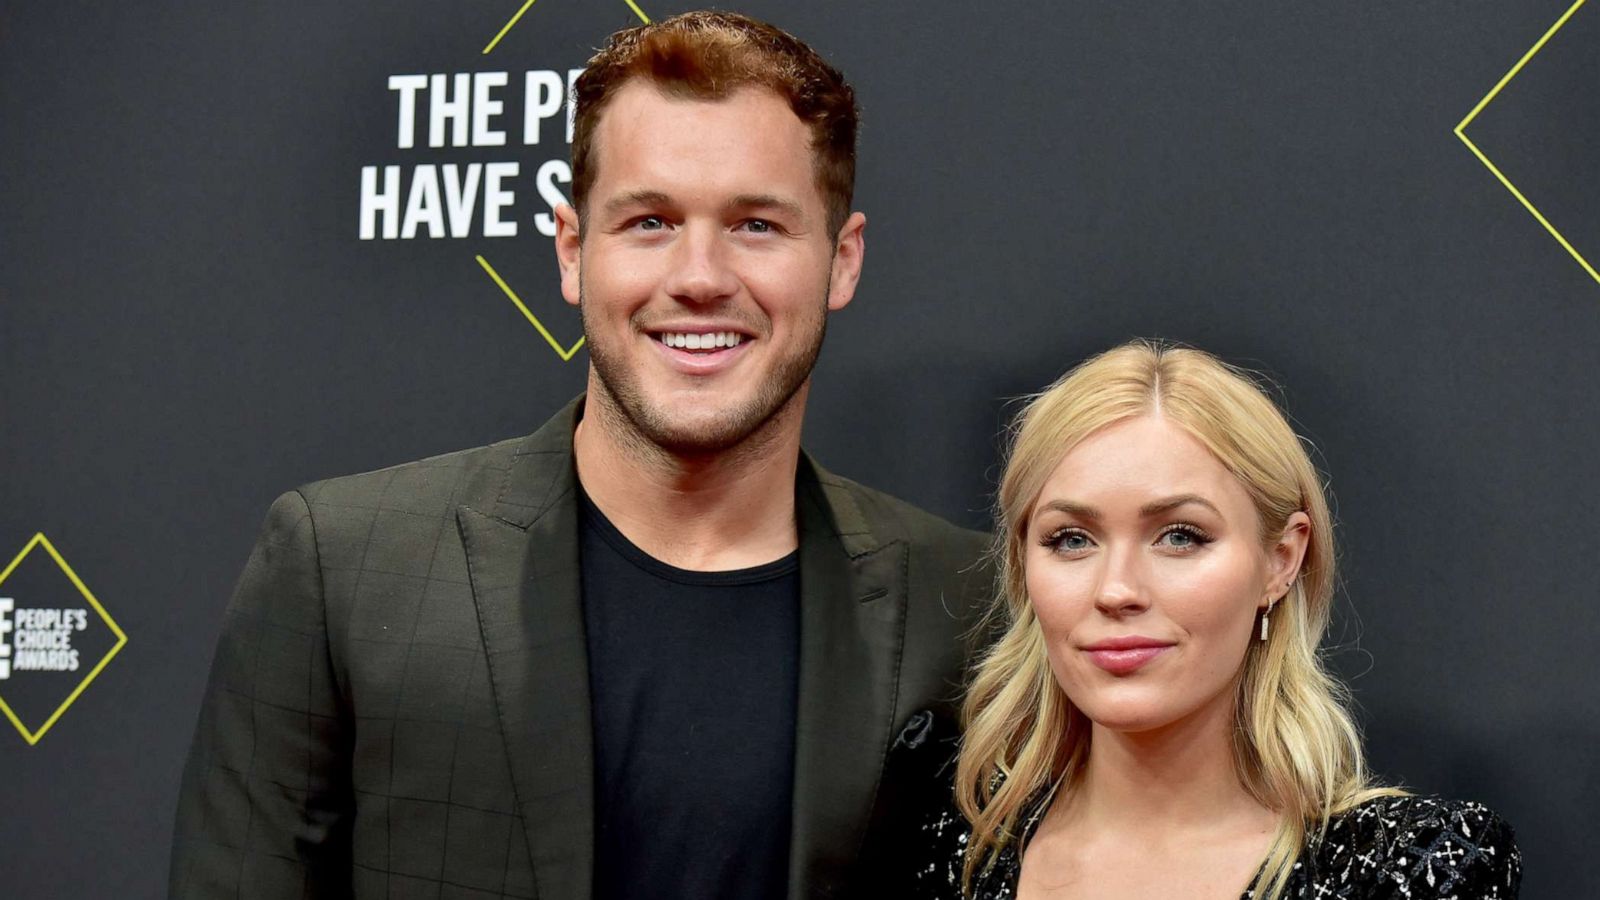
[570,11,859,235]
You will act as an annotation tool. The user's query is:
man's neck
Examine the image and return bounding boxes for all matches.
[572,386,806,572]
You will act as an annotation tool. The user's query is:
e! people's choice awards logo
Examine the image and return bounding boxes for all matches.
[0,534,127,745]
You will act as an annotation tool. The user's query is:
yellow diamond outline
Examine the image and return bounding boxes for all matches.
[0,533,129,746]
[483,0,651,55]
[476,255,587,361]
[1455,0,1600,286]
[474,2,645,360]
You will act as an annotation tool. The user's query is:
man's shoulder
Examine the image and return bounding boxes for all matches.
[810,466,988,560]
[289,398,582,533]
[292,434,532,529]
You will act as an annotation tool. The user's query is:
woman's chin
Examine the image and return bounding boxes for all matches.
[1078,703,1175,735]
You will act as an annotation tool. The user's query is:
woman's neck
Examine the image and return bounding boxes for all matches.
[1058,701,1269,836]
[1017,702,1279,899]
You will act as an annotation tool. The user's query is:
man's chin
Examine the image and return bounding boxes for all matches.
[586,338,820,461]
[630,406,771,456]
[593,383,806,459]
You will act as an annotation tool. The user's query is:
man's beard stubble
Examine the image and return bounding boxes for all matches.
[578,285,830,463]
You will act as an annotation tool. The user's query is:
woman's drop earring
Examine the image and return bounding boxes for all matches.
[1262,578,1293,642]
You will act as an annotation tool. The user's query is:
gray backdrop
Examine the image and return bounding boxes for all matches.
[3,0,1596,895]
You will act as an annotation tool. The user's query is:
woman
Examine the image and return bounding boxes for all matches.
[912,341,1519,898]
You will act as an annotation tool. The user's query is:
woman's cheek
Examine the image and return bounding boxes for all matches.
[1026,562,1090,639]
[1027,563,1099,693]
[1158,552,1264,652]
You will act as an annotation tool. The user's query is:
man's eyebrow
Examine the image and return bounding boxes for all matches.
[1139,494,1222,518]
[603,190,672,214]
[727,193,806,219]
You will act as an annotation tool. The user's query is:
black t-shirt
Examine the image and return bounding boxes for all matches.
[580,492,800,900]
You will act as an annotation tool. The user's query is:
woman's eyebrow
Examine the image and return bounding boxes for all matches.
[1036,499,1099,520]
[1139,494,1222,517]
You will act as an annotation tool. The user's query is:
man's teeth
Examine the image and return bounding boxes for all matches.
[657,332,745,350]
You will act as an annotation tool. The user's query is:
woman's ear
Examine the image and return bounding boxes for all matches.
[1264,511,1312,607]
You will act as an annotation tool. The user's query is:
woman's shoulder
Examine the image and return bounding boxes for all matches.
[890,724,1032,900]
[875,716,974,898]
[909,802,977,895]
[909,800,1030,900]
[1300,794,1521,898]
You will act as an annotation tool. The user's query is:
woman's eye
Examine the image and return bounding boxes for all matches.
[1156,525,1210,550]
[1043,528,1093,554]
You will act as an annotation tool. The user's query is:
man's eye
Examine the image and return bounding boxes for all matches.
[634,216,666,231]
[741,219,774,234]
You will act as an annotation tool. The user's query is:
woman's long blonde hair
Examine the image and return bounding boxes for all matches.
[956,340,1401,898]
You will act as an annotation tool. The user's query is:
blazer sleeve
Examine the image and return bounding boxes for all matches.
[169,490,354,899]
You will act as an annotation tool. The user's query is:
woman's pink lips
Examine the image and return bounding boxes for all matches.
[1084,643,1174,675]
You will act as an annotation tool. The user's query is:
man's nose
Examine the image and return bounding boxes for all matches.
[663,222,739,305]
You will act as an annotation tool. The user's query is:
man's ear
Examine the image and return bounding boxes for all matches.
[1262,511,1312,608]
[554,202,582,307]
[826,211,867,312]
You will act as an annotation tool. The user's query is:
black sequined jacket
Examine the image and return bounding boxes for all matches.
[908,781,1519,898]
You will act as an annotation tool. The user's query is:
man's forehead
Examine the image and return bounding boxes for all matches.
[587,80,822,205]
[596,79,805,136]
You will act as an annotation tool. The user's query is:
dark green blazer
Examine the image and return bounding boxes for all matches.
[170,398,990,900]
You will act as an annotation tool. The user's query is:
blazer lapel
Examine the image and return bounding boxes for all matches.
[459,398,594,900]
[787,458,909,899]
[458,409,908,900]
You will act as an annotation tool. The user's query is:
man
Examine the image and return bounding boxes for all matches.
[170,12,988,899]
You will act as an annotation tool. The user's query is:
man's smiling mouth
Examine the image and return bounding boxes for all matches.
[653,331,747,352]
